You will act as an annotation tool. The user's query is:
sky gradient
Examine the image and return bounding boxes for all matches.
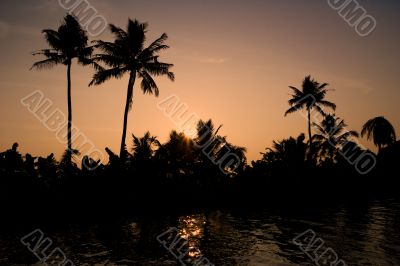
[0,0,399,162]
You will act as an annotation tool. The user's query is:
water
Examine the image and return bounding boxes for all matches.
[1,199,400,265]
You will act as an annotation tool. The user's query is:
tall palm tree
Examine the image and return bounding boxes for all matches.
[312,114,359,162]
[89,19,174,159]
[284,75,336,158]
[31,14,93,166]
[361,116,396,153]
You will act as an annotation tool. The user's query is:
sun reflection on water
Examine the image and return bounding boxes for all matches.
[177,214,207,258]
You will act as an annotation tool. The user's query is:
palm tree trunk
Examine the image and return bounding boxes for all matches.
[120,72,136,159]
[67,61,72,167]
[308,108,312,160]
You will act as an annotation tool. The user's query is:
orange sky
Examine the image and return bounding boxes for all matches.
[0,0,399,163]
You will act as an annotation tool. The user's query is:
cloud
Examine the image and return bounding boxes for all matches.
[334,76,375,94]
[199,57,227,64]
[176,49,227,64]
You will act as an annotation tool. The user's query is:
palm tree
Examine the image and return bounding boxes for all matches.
[131,131,160,163]
[31,14,93,166]
[361,116,396,153]
[156,130,195,176]
[195,119,222,148]
[220,143,247,173]
[89,19,174,159]
[59,148,80,171]
[312,114,359,162]
[262,134,306,167]
[195,119,246,174]
[284,75,336,158]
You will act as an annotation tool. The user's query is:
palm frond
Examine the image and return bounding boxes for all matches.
[126,19,147,54]
[288,86,303,97]
[30,57,65,70]
[319,100,336,110]
[89,67,127,86]
[42,29,61,49]
[139,33,169,60]
[361,116,396,148]
[109,24,128,41]
[144,62,175,81]
[91,53,124,68]
[284,104,303,116]
[138,70,159,96]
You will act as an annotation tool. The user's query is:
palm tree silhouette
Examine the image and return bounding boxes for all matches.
[284,75,336,158]
[156,130,195,176]
[220,143,247,173]
[89,19,174,160]
[312,114,359,162]
[195,119,223,148]
[262,134,306,167]
[194,119,246,174]
[31,14,93,166]
[131,131,160,163]
[361,116,396,154]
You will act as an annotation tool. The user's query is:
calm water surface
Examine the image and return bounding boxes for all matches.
[1,199,400,265]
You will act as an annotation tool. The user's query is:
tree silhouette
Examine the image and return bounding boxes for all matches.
[0,143,23,173]
[312,114,358,163]
[89,19,174,160]
[261,134,306,168]
[131,131,160,164]
[361,116,396,154]
[59,148,80,174]
[31,14,93,167]
[284,75,336,159]
[36,153,58,184]
[220,142,247,173]
[194,119,246,175]
[156,130,195,176]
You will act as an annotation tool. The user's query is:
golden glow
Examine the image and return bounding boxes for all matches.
[178,214,206,258]
[0,1,398,162]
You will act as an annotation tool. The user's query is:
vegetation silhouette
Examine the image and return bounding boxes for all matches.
[312,114,359,165]
[361,116,397,154]
[1,114,398,222]
[1,15,399,224]
[89,19,174,160]
[31,14,93,168]
[285,75,336,160]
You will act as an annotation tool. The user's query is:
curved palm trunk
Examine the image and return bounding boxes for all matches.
[67,62,72,167]
[120,72,136,159]
[308,109,312,160]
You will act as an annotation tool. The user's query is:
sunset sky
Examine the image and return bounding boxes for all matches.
[0,0,399,163]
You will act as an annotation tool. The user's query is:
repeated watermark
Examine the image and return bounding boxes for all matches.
[157,227,214,266]
[21,229,75,266]
[327,0,377,37]
[337,137,376,175]
[294,94,376,174]
[21,90,104,170]
[157,95,242,175]
[293,229,347,266]
[58,0,108,36]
